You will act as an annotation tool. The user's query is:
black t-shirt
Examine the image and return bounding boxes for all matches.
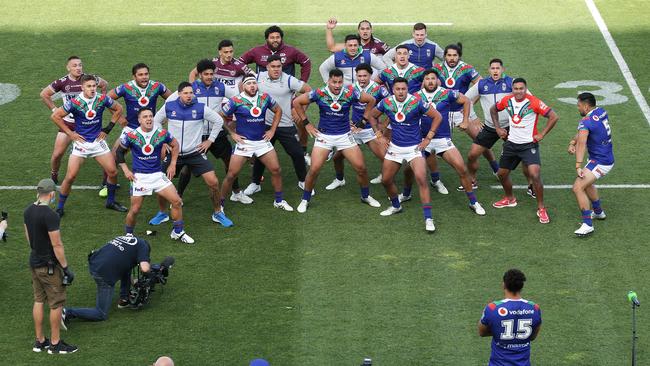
[89,236,151,286]
[24,204,60,268]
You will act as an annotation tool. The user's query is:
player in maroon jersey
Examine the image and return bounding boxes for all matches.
[325,18,390,55]
[189,39,252,98]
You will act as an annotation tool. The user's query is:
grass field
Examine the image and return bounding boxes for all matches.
[1,0,650,364]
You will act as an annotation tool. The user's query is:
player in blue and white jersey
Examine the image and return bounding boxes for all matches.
[116,108,193,243]
[219,75,293,211]
[382,23,444,68]
[318,34,386,86]
[479,269,542,366]
[50,74,128,216]
[569,92,614,236]
[292,69,382,213]
[370,77,443,232]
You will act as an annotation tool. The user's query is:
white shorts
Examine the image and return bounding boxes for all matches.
[233,139,274,158]
[131,172,173,197]
[424,137,456,156]
[352,128,377,144]
[71,140,110,158]
[450,107,479,127]
[585,160,614,180]
[313,132,357,151]
[119,126,135,142]
[384,143,423,164]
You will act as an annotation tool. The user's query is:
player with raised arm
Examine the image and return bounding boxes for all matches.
[40,56,108,184]
[382,23,443,68]
[325,18,390,55]
[569,92,614,236]
[479,269,542,366]
[370,77,443,232]
[189,39,252,98]
[243,55,312,197]
[50,75,127,217]
[292,69,382,213]
[325,63,389,191]
[319,34,386,86]
[116,108,194,243]
[491,78,559,224]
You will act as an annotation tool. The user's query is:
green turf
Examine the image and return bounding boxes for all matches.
[1,0,649,364]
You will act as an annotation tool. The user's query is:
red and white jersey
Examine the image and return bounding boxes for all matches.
[212,58,253,98]
[496,94,552,144]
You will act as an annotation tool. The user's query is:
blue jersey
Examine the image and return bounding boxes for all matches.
[88,236,150,286]
[120,127,173,174]
[433,61,479,111]
[115,80,168,129]
[192,79,227,136]
[417,88,460,139]
[352,81,389,128]
[63,94,115,140]
[378,63,426,94]
[481,299,542,366]
[222,93,277,140]
[309,85,361,135]
[578,107,614,165]
[376,94,429,147]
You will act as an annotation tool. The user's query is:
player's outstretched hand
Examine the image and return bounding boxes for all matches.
[198,140,212,153]
[326,18,338,29]
[305,124,320,138]
[230,133,245,144]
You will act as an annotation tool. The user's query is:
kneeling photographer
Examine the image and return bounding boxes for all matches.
[62,235,151,325]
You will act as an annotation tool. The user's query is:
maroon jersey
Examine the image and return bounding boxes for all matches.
[212,58,252,97]
[362,36,390,55]
[239,42,311,82]
[48,73,104,124]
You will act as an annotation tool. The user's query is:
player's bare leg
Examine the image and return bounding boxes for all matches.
[496,168,514,199]
[381,159,402,200]
[125,195,144,233]
[441,148,485,215]
[340,146,372,189]
[572,169,598,235]
[257,150,283,193]
[51,132,72,183]
[466,143,485,183]
[408,156,435,231]
[55,155,85,216]
[95,152,127,211]
[524,164,544,209]
[220,154,248,202]
[204,170,233,227]
[297,146,329,213]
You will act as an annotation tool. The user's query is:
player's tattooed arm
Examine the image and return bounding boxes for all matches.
[491,105,508,140]
[292,93,319,137]
[39,86,57,110]
[116,145,134,181]
[420,106,443,151]
[568,132,579,154]
[455,93,471,131]
[51,108,85,142]
[574,130,589,178]
[368,108,388,148]
[534,109,559,142]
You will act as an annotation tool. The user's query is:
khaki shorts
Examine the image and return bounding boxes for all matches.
[31,266,66,309]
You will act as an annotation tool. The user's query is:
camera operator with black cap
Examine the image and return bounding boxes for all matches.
[24,178,77,354]
[62,235,150,325]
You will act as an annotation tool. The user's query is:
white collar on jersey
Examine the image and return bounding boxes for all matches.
[392,62,416,76]
[354,80,376,93]
[78,94,97,104]
[239,91,260,105]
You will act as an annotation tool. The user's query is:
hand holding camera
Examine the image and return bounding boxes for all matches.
[62,266,75,286]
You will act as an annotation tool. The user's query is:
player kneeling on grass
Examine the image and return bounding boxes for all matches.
[370,77,443,232]
[219,75,293,211]
[568,92,613,236]
[116,108,194,243]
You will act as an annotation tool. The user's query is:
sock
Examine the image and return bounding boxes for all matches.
[390,196,400,209]
[592,199,602,214]
[360,186,369,199]
[336,172,344,181]
[125,225,134,234]
[423,203,433,219]
[57,193,68,209]
[274,191,283,203]
[582,210,593,226]
[106,183,117,204]
[403,186,412,197]
[430,172,440,183]
[102,172,108,186]
[302,190,312,201]
[489,160,499,173]
[220,198,225,208]
[173,220,184,234]
[466,191,477,205]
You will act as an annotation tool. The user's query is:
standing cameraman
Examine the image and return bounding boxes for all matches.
[62,235,150,324]
[24,178,77,354]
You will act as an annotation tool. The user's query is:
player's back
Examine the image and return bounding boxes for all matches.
[581,107,614,164]
[482,298,542,366]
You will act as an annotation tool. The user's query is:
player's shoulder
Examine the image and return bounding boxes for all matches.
[459,61,475,70]
[592,107,608,121]
[432,63,443,71]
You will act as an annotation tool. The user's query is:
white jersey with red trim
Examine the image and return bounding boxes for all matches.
[496,94,552,144]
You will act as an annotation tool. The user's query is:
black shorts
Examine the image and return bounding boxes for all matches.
[203,133,232,161]
[499,141,541,170]
[163,152,214,177]
[473,126,506,149]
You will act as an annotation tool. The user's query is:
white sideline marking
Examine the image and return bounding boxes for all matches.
[0,83,20,106]
[585,0,650,127]
[139,22,453,27]
[490,184,650,190]
[0,185,101,190]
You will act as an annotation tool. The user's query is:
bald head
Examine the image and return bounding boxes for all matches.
[154,356,174,366]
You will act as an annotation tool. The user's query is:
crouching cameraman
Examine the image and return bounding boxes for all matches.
[62,235,150,325]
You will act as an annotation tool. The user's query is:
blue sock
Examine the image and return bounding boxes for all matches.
[336,172,344,181]
[274,191,283,203]
[423,203,432,219]
[466,191,477,205]
[582,210,593,226]
[220,198,225,208]
[592,199,602,214]
[489,160,499,173]
[106,183,117,204]
[403,186,412,197]
[360,186,369,199]
[57,193,68,209]
[430,172,440,183]
[390,196,400,208]
[302,190,312,201]
[125,225,134,234]
[173,220,184,234]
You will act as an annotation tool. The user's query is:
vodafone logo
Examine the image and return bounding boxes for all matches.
[85,110,96,119]
[498,307,508,317]
[250,106,262,117]
[138,96,149,107]
[142,144,154,156]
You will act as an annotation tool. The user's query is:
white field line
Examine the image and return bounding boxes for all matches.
[490,184,650,190]
[0,185,101,190]
[139,22,453,27]
[585,0,650,127]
